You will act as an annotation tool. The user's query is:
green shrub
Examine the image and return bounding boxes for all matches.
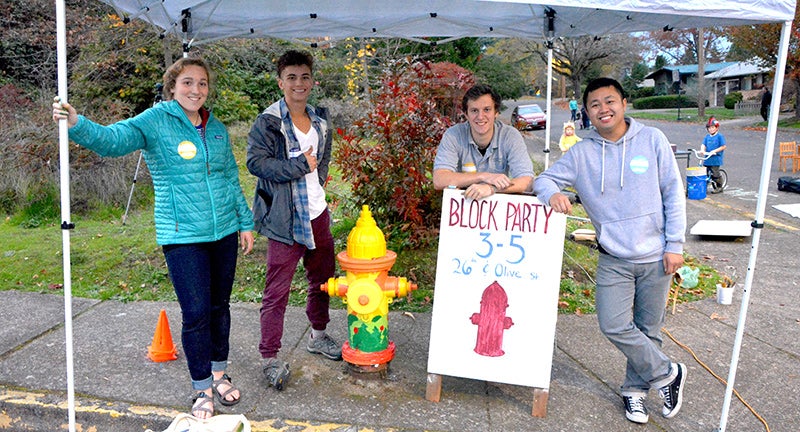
[12,183,60,227]
[629,86,655,100]
[632,95,698,109]
[211,88,260,124]
[724,92,744,109]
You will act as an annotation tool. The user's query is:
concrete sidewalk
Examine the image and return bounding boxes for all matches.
[1,200,798,432]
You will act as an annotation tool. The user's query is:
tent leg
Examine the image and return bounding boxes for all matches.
[122,151,143,225]
[716,19,793,432]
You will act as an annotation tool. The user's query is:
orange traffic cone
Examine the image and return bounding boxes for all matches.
[147,309,178,362]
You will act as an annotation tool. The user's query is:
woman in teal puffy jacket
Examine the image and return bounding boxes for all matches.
[53,57,253,419]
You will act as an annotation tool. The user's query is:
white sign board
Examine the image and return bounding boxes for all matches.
[427,189,566,389]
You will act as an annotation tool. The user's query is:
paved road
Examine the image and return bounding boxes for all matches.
[503,97,800,230]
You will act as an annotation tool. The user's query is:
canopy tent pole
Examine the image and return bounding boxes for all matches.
[716,19,793,432]
[543,8,556,170]
[544,48,553,170]
[55,0,77,431]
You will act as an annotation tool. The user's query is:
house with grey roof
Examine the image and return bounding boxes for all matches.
[644,61,770,107]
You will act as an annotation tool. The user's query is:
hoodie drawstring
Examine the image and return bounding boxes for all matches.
[601,140,606,194]
[620,136,626,189]
[600,136,627,194]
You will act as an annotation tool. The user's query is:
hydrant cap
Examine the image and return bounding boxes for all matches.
[347,205,387,259]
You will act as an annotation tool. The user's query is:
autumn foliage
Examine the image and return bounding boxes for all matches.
[335,60,473,247]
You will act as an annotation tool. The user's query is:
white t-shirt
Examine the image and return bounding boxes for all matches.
[293,124,327,219]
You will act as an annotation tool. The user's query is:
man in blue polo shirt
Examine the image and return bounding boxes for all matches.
[432,84,534,200]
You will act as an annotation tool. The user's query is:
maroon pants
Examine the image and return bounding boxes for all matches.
[258,209,335,358]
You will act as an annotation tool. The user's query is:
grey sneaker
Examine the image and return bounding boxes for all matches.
[262,358,290,391]
[623,395,649,424]
[306,333,342,361]
[659,362,687,418]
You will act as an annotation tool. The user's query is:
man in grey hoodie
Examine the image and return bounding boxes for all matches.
[534,78,687,424]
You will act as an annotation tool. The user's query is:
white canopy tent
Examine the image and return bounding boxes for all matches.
[54,1,796,431]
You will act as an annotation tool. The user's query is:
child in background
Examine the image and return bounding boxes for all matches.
[701,117,726,193]
[559,121,582,152]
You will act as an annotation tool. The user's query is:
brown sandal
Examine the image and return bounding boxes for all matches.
[191,391,214,418]
[212,373,241,406]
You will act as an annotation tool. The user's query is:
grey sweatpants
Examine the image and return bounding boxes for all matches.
[595,253,676,396]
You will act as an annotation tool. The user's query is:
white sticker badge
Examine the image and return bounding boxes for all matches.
[177,141,197,160]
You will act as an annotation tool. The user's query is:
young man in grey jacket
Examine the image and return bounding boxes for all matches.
[534,77,687,424]
[247,50,341,391]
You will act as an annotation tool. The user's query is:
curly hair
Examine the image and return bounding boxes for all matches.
[277,50,314,77]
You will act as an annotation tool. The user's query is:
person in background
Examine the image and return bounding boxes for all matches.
[534,77,687,425]
[580,105,591,129]
[53,57,254,419]
[760,87,772,122]
[246,50,341,392]
[569,96,579,122]
[700,117,726,193]
[558,121,582,152]
[433,84,534,200]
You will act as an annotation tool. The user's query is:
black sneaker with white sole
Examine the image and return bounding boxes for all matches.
[659,362,687,418]
[623,395,649,424]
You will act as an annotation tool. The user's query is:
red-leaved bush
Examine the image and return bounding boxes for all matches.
[335,60,474,248]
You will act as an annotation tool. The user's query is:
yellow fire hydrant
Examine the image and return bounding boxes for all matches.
[321,205,417,375]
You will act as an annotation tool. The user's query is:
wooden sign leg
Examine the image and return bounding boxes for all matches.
[426,373,442,402]
[532,388,549,417]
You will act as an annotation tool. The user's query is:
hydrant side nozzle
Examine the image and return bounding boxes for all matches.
[384,277,418,298]
[323,277,348,297]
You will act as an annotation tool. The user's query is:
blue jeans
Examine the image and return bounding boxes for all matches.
[595,253,674,396]
[163,232,239,391]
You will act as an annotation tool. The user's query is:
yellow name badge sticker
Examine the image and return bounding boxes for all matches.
[177,141,197,159]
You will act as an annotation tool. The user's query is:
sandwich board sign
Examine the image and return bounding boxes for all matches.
[426,188,566,416]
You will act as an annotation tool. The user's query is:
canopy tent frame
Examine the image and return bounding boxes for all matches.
[54,1,797,431]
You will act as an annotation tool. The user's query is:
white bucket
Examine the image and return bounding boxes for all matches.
[716,284,734,305]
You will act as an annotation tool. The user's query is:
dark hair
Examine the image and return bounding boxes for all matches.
[162,57,212,101]
[461,84,502,113]
[583,77,626,107]
[277,50,314,77]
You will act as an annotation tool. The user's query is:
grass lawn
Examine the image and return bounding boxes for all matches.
[0,201,722,315]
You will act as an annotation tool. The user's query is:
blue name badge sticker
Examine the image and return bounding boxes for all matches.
[630,155,649,174]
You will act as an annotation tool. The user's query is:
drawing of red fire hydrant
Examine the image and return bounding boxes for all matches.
[321,205,417,376]
[470,281,514,357]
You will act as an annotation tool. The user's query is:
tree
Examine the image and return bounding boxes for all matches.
[474,55,527,101]
[0,0,108,89]
[621,62,650,99]
[645,28,727,65]
[727,13,800,119]
[520,34,644,101]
